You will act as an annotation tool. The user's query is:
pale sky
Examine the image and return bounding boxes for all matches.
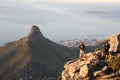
[3,0,120,3]
[40,0,120,3]
[0,0,120,45]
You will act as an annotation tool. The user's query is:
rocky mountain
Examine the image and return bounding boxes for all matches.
[0,25,78,80]
[61,33,120,80]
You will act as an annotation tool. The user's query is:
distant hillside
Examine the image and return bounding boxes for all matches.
[86,41,104,52]
[0,25,78,80]
[58,39,103,53]
[58,39,98,47]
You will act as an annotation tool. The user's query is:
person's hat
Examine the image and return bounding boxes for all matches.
[80,41,83,44]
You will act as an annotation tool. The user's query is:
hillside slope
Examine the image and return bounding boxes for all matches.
[0,25,78,80]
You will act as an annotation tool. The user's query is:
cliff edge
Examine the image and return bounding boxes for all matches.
[61,33,120,80]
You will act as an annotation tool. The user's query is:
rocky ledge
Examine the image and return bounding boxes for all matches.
[61,33,120,80]
[62,51,120,80]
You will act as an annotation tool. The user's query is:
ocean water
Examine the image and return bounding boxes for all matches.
[0,2,120,45]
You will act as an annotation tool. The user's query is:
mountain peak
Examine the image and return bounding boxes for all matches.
[28,25,43,39]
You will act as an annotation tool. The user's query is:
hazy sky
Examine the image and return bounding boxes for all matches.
[37,0,120,3]
[3,0,120,3]
[0,0,120,45]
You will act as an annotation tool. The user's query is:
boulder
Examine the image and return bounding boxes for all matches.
[94,66,108,77]
[62,71,71,80]
[79,64,89,78]
[108,33,120,52]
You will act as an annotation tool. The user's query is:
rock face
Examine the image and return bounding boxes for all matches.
[79,64,89,78]
[28,25,43,40]
[108,33,120,52]
[62,52,120,80]
[61,33,120,80]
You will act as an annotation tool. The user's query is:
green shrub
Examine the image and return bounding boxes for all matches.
[95,48,99,52]
[107,55,120,71]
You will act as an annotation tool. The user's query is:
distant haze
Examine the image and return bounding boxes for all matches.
[0,0,120,45]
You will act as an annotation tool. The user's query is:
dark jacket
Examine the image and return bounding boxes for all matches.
[78,44,85,51]
[103,42,110,54]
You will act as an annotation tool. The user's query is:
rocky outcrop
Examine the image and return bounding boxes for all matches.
[28,25,43,40]
[108,33,120,52]
[62,51,120,80]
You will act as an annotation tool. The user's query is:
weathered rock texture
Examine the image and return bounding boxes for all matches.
[108,33,120,52]
[62,52,120,80]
